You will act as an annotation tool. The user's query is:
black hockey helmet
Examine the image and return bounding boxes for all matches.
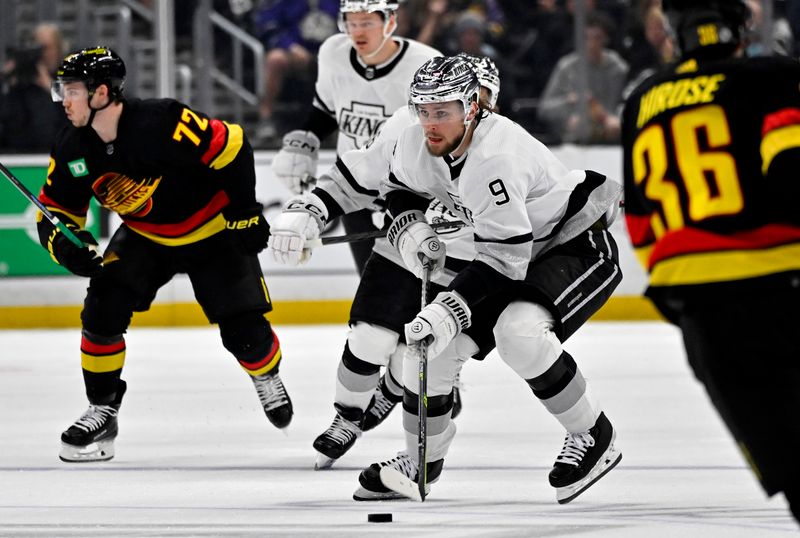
[52,46,126,102]
[663,0,749,61]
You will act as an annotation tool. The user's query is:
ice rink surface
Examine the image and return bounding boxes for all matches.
[0,322,796,537]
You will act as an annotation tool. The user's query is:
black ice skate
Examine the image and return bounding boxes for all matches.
[353,452,443,502]
[59,380,126,463]
[313,413,362,470]
[252,371,293,429]
[362,375,402,432]
[548,412,621,504]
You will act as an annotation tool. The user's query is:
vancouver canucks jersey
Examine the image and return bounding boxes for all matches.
[621,55,800,289]
[313,33,439,154]
[383,112,621,305]
[39,98,255,246]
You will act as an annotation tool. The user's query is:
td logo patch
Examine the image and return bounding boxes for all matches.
[68,159,89,177]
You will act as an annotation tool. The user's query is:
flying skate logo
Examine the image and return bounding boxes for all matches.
[339,102,390,149]
[92,173,162,216]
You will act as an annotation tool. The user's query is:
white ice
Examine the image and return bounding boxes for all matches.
[0,322,796,537]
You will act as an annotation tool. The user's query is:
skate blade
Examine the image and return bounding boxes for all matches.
[352,485,409,502]
[314,452,336,471]
[379,467,425,502]
[59,440,115,463]
[555,445,622,504]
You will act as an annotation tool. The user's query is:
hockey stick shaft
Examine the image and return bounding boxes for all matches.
[0,161,84,247]
[305,219,466,248]
[417,263,431,502]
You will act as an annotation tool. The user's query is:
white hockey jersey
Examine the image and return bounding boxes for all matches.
[314,107,475,286]
[313,33,440,154]
[383,113,622,284]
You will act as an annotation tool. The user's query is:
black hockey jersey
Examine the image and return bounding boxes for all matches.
[39,98,256,246]
[621,55,800,289]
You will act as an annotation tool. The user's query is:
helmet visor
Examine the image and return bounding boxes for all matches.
[411,101,467,126]
[51,80,88,103]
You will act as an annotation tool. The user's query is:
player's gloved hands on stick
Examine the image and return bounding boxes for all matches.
[387,209,445,279]
[268,192,328,266]
[271,130,320,194]
[223,203,270,255]
[47,224,103,277]
[405,291,471,359]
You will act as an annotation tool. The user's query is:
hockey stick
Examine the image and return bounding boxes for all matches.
[305,219,466,248]
[380,262,432,502]
[0,161,84,247]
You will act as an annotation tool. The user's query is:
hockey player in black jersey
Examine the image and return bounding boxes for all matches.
[40,47,293,462]
[621,0,800,524]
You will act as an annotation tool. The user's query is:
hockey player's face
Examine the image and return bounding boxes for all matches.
[416,102,467,156]
[344,12,386,55]
[60,82,91,127]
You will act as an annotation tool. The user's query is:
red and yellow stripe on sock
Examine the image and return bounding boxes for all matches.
[81,334,126,374]
[238,330,282,377]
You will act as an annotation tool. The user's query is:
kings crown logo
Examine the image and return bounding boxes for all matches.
[339,101,390,149]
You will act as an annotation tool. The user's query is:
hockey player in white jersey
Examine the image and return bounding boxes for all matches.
[353,55,622,503]
[270,0,440,274]
[269,55,501,471]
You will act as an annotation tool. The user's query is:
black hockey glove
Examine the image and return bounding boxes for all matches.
[46,224,103,277]
[223,203,270,255]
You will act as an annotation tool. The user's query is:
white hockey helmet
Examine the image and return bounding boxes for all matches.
[339,0,399,14]
[409,56,480,124]
[338,0,399,38]
[456,53,500,108]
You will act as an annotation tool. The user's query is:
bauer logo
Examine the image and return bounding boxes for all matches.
[68,159,89,177]
[339,102,390,149]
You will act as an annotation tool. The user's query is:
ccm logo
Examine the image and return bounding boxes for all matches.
[286,139,316,152]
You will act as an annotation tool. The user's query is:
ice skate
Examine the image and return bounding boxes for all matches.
[252,371,293,429]
[362,375,402,432]
[353,452,443,501]
[60,381,126,463]
[313,413,362,470]
[548,412,621,504]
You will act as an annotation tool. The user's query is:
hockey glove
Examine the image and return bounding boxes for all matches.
[46,224,103,277]
[271,130,320,194]
[405,291,471,359]
[268,192,328,266]
[386,209,445,279]
[223,203,270,255]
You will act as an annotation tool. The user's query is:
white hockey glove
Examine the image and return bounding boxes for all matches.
[271,130,320,194]
[267,192,328,266]
[386,209,445,279]
[405,291,472,359]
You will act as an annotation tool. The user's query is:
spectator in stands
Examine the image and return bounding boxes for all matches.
[624,5,673,82]
[252,0,339,145]
[744,0,795,57]
[444,10,499,58]
[0,24,68,152]
[396,0,449,45]
[537,11,628,144]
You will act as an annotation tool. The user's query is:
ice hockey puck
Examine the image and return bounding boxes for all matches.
[367,513,392,523]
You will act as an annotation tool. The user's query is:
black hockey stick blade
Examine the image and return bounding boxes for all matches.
[0,160,84,247]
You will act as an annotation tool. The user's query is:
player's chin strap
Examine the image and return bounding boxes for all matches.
[87,90,116,127]
[448,107,484,159]
[361,16,396,60]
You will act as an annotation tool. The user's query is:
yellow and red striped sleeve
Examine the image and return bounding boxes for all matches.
[761,107,800,174]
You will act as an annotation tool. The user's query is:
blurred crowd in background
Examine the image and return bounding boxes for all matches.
[1,0,798,153]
